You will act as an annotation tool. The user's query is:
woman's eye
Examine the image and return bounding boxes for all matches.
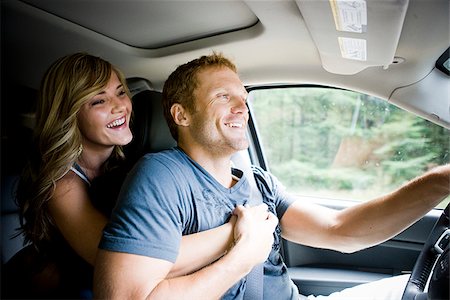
[91,99,105,106]
[118,89,126,97]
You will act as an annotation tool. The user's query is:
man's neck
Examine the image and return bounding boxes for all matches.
[178,144,236,188]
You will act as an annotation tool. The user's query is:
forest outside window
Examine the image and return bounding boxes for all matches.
[248,87,449,208]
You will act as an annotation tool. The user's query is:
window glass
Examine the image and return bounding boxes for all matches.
[249,87,449,208]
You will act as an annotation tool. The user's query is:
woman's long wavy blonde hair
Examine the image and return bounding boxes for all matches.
[17,53,130,248]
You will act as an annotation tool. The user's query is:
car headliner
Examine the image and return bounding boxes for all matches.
[2,0,449,128]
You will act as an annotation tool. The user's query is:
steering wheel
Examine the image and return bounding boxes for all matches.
[402,203,449,300]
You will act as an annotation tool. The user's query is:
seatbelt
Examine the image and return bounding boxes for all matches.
[232,152,264,300]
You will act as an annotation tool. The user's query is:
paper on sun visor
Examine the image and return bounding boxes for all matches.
[338,37,367,61]
[330,0,367,33]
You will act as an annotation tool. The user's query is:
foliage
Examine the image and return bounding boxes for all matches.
[250,87,450,201]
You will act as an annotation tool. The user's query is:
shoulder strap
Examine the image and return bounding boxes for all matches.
[70,163,91,186]
[232,152,264,300]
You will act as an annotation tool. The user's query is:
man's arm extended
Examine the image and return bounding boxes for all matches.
[93,204,278,299]
[280,164,450,253]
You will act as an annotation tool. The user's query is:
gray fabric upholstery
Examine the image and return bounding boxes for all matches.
[124,79,176,164]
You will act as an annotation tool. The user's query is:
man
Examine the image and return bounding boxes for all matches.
[94,53,450,299]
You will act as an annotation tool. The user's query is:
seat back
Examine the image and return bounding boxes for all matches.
[1,84,35,264]
[124,78,176,165]
[1,176,25,264]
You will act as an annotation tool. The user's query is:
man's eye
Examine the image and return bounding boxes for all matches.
[217,94,230,102]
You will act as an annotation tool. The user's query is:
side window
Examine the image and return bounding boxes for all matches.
[248,87,449,208]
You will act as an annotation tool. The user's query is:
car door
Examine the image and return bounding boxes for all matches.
[246,85,449,296]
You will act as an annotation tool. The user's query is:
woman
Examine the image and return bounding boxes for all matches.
[9,53,234,298]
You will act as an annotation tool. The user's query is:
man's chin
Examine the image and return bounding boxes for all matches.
[232,140,250,152]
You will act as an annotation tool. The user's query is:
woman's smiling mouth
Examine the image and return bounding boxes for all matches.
[106,116,126,128]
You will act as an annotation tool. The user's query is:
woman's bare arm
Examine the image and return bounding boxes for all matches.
[49,172,234,275]
[171,216,235,277]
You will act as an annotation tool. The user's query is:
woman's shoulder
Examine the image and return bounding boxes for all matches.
[62,167,87,182]
[59,170,81,185]
[53,170,89,198]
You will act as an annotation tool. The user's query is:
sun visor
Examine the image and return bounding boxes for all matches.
[296,0,409,75]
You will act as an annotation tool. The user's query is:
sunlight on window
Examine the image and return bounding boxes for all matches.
[249,87,449,208]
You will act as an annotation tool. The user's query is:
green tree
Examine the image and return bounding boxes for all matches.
[250,87,449,201]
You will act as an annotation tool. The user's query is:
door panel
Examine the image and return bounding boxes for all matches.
[283,199,441,296]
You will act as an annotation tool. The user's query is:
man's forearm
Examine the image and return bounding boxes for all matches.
[335,164,450,252]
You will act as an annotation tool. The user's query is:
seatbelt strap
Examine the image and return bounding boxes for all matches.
[233,152,264,300]
[244,263,264,300]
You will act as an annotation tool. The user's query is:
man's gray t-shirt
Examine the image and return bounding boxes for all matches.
[99,147,299,299]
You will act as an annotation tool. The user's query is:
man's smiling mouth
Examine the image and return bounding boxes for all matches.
[225,122,243,128]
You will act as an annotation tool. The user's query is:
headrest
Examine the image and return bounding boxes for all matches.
[124,78,176,163]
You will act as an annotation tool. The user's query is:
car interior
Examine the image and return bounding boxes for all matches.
[1,0,449,299]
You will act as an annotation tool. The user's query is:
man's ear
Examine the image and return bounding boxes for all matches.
[170,103,190,126]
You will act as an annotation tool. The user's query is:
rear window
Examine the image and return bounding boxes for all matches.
[249,87,449,208]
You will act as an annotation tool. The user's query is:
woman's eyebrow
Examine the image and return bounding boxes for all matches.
[94,90,106,96]
[94,84,123,96]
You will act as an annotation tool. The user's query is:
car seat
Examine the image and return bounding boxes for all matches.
[123,77,176,162]
[1,84,36,264]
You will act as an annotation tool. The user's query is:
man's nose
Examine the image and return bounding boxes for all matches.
[231,97,248,114]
